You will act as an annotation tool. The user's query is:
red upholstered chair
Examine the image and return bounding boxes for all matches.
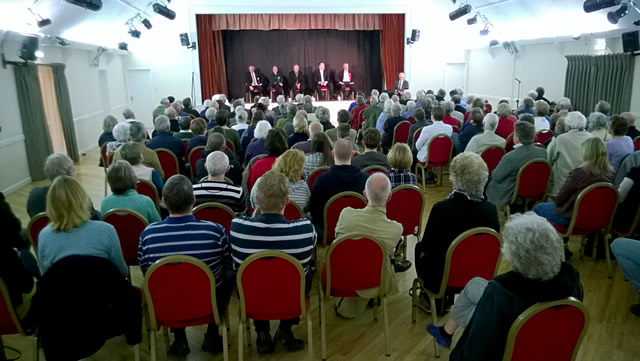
[319,235,390,360]
[0,279,38,359]
[534,142,546,149]
[155,148,179,181]
[550,183,618,278]
[269,88,277,101]
[226,140,235,154]
[535,129,554,145]
[307,166,330,191]
[136,179,161,214]
[480,146,506,175]
[183,141,189,165]
[101,209,149,267]
[415,134,454,188]
[255,200,304,221]
[452,125,460,134]
[322,192,367,246]
[392,121,411,145]
[237,251,312,360]
[247,156,276,194]
[340,86,354,100]
[362,165,388,175]
[142,256,228,361]
[505,133,515,152]
[188,146,205,180]
[387,185,425,260]
[412,227,502,357]
[27,212,50,252]
[412,127,424,152]
[407,116,416,124]
[316,87,329,101]
[501,297,589,361]
[192,202,236,235]
[505,159,551,217]
[101,144,115,196]
[634,136,640,151]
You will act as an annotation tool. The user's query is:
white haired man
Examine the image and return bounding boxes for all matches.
[192,151,246,213]
[337,63,354,99]
[199,99,212,119]
[122,108,136,122]
[555,97,572,113]
[246,65,263,97]
[464,113,506,154]
[153,97,170,119]
[164,107,180,133]
[393,72,408,95]
[146,115,187,174]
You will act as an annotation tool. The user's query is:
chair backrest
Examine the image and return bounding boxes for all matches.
[452,125,460,134]
[192,202,236,235]
[412,127,424,151]
[324,235,386,297]
[427,134,454,165]
[437,227,502,298]
[387,185,425,237]
[183,141,189,164]
[0,279,24,336]
[323,191,367,246]
[634,136,640,151]
[101,208,149,266]
[136,179,161,213]
[362,165,388,175]
[27,212,50,251]
[143,255,221,329]
[237,251,305,322]
[255,200,303,221]
[505,133,515,152]
[392,121,411,144]
[535,130,554,144]
[189,146,205,179]
[502,298,589,361]
[566,182,619,234]
[307,166,330,191]
[155,148,179,181]
[100,144,114,169]
[512,159,551,202]
[480,146,506,175]
[408,116,416,124]
[226,140,235,154]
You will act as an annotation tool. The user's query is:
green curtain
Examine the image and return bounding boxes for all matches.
[564,53,635,115]
[51,63,79,162]
[14,64,53,181]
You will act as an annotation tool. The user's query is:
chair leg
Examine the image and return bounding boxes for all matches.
[221,323,229,361]
[604,233,613,279]
[150,330,157,361]
[592,234,599,259]
[411,278,418,324]
[439,166,444,186]
[579,236,586,261]
[163,327,170,353]
[383,296,391,357]
[402,235,408,261]
[133,343,140,361]
[238,320,244,361]
[320,286,327,361]
[247,322,251,347]
[420,166,426,192]
[429,294,440,358]
[373,297,378,322]
[307,307,313,358]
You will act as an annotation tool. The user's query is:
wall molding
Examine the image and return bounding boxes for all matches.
[0,134,26,149]
[79,143,98,155]
[2,176,32,196]
[111,103,128,111]
[73,110,104,124]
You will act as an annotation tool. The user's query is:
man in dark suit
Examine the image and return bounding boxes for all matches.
[146,115,187,175]
[288,64,304,98]
[336,63,354,99]
[393,72,409,95]
[269,66,284,98]
[352,129,389,169]
[246,65,264,97]
[313,62,333,100]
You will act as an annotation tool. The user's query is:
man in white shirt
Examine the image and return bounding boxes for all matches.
[337,63,354,100]
[393,72,409,95]
[246,65,263,96]
[415,104,453,162]
[313,62,333,99]
[465,113,507,154]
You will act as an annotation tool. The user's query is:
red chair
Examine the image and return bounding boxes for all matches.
[550,183,618,278]
[193,202,236,235]
[316,87,329,101]
[255,200,304,221]
[248,156,277,194]
[101,209,149,267]
[340,86,354,100]
[412,127,424,152]
[101,144,115,196]
[387,185,425,260]
[142,255,228,361]
[505,133,515,152]
[0,278,39,360]
[535,129,554,144]
[136,179,161,214]
[319,235,390,360]
[634,136,640,151]
[501,297,589,361]
[237,251,312,360]
[322,192,367,246]
[505,159,551,217]
[407,116,416,124]
[307,166,330,191]
[188,146,205,179]
[27,212,50,252]
[415,134,454,188]
[226,140,235,154]
[362,165,388,175]
[155,148,179,181]
[182,141,189,165]
[392,121,411,145]
[412,227,502,357]
[534,142,546,149]
[480,146,506,175]
[452,125,460,134]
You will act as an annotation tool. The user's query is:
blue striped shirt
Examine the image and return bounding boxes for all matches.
[229,214,316,274]
[138,215,231,285]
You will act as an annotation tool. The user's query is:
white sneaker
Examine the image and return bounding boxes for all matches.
[337,96,341,101]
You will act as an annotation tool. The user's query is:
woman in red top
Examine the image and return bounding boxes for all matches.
[495,103,516,139]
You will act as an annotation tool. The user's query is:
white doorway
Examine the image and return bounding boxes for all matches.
[444,63,466,94]
[125,69,154,128]
[98,69,112,119]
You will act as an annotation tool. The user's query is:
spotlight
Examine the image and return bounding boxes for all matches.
[467,15,478,25]
[583,0,621,13]
[489,39,500,47]
[480,28,490,36]
[153,3,176,20]
[18,35,40,62]
[65,0,103,11]
[56,37,70,46]
[37,18,52,28]
[128,27,141,38]
[118,42,128,51]
[607,3,629,24]
[634,19,640,26]
[142,18,152,29]
[449,4,472,21]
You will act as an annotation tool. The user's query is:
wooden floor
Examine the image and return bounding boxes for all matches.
[3,148,640,361]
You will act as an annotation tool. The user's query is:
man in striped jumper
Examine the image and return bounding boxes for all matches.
[230,170,316,354]
[138,175,233,357]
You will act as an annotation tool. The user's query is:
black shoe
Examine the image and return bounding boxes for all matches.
[256,331,275,354]
[168,337,190,357]
[631,304,640,318]
[393,259,412,273]
[201,332,223,354]
[274,329,305,352]
[565,247,574,260]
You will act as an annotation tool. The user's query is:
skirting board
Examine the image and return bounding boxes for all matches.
[2,177,32,196]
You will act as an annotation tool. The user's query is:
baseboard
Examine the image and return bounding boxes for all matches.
[79,144,98,155]
[2,177,32,195]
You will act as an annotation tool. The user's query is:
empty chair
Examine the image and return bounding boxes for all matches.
[136,179,161,214]
[411,127,424,152]
[386,185,425,260]
[188,146,205,180]
[535,129,554,144]
[322,191,367,246]
[155,148,180,181]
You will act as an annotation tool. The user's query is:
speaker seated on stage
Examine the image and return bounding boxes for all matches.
[393,72,409,95]
[313,62,333,99]
[246,65,264,96]
[269,66,285,97]
[289,64,304,98]
[337,63,355,99]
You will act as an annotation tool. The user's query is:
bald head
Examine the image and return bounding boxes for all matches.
[365,173,391,207]
[621,112,636,126]
[334,139,353,164]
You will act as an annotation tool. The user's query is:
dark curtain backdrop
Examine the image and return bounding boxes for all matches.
[222,30,382,100]
[51,64,79,162]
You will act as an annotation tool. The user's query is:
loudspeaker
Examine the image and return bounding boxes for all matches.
[411,29,420,42]
[622,31,640,53]
[19,36,39,62]
[179,33,190,47]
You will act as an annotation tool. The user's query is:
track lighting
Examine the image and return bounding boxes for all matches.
[128,27,141,38]
[152,3,176,20]
[141,18,152,29]
[56,37,70,46]
[467,15,478,25]
[65,0,103,11]
[607,3,629,24]
[489,40,499,47]
[480,26,490,36]
[449,4,472,21]
[583,0,621,13]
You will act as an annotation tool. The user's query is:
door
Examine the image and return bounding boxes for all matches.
[444,63,466,94]
[125,69,154,128]
[98,69,112,119]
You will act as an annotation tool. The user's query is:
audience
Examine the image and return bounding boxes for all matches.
[464,113,506,154]
[246,128,288,193]
[232,110,249,139]
[152,97,170,119]
[205,107,218,131]
[352,129,389,169]
[288,114,310,148]
[118,142,164,193]
[303,132,335,179]
[106,122,130,156]
[192,151,246,213]
[187,117,208,152]
[457,108,484,152]
[113,121,164,179]
[276,103,297,129]
[99,115,118,148]
[294,121,323,154]
[533,101,551,131]
[164,107,180,133]
[376,99,393,131]
[381,104,407,151]
[606,115,634,172]
[351,95,369,131]
[146,115,186,169]
[403,100,416,119]
[408,107,431,149]
[386,143,417,187]
[623,112,640,139]
[362,94,385,130]
[327,110,357,142]
[240,110,265,154]
[516,97,535,117]
[244,120,272,165]
[588,112,612,142]
[174,117,194,140]
[594,100,611,117]
[442,101,459,128]
[214,110,241,154]
[316,106,335,131]
[495,103,516,139]
[415,105,453,163]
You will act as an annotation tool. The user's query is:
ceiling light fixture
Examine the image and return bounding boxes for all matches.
[480,27,490,36]
[56,37,70,46]
[489,39,500,47]
[28,8,53,28]
[449,4,472,21]
[65,0,103,12]
[141,18,152,29]
[152,3,176,20]
[607,3,629,23]
[583,0,621,13]
[128,27,141,38]
[118,42,128,51]
[467,14,478,25]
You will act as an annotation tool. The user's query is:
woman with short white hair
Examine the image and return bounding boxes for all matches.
[588,112,611,141]
[376,99,394,131]
[106,122,130,155]
[288,115,309,148]
[464,113,506,154]
[99,115,118,148]
[244,120,272,165]
[231,109,249,138]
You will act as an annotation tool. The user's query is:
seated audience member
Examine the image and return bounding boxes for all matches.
[205,107,218,131]
[276,104,298,129]
[327,110,358,142]
[316,106,335,132]
[214,110,240,154]
[164,107,180,133]
[588,112,611,142]
[153,97,170,119]
[457,108,484,152]
[187,117,208,152]
[606,115,634,172]
[38,176,128,276]
[138,175,232,356]
[547,112,592,196]
[451,94,466,114]
[430,212,583,357]
[172,101,188,118]
[463,97,484,122]
[533,100,551,132]
[334,173,405,318]
[535,86,550,104]
[174,117,194,140]
[408,107,431,149]
[555,97,572,113]
[351,95,369,131]
[402,101,416,119]
[303,102,318,122]
[415,104,453,163]
[381,104,407,151]
[386,143,417,187]
[99,115,118,147]
[486,121,547,208]
[232,110,249,139]
[362,94,386,131]
[251,149,310,213]
[435,88,446,102]
[288,115,310,148]
[118,142,164,193]
[594,100,611,118]
[550,110,568,131]
[336,124,359,152]
[230,170,316,353]
[122,108,136,122]
[294,121,323,154]
[303,132,334,179]
[347,91,364,113]
[496,103,516,139]
[611,237,640,318]
[100,161,161,223]
[200,99,211,119]
[464,113,506,154]
[244,120,272,165]
[240,110,264,153]
[196,133,242,185]
[518,113,535,125]
[376,99,393,131]
[352,129,389,170]
[106,122,130,155]
[442,101,460,128]
[623,112,640,139]
[146,115,186,164]
[516,97,535,117]
[246,129,288,193]
[193,151,246,213]
[415,153,499,302]
[113,121,164,179]
[182,97,200,118]
[309,139,369,234]
[614,165,640,229]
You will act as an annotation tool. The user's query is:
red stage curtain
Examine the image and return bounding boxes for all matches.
[380,14,404,90]
[197,16,228,99]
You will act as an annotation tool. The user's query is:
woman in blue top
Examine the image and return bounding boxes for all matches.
[101,161,161,223]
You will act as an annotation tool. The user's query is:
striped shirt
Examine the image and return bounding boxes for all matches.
[250,178,311,213]
[193,180,247,214]
[229,214,316,274]
[138,215,232,285]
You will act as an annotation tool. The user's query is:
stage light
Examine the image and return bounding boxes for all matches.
[37,18,52,28]
[56,37,70,46]
[607,3,629,24]
[128,27,141,38]
[18,35,40,62]
[142,18,152,29]
[153,3,176,20]
[65,0,103,11]
[634,19,640,26]
[489,39,499,47]
[467,15,478,25]
[118,42,128,51]
[583,0,621,13]
[449,4,472,21]
[480,27,490,36]
[34,50,44,58]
